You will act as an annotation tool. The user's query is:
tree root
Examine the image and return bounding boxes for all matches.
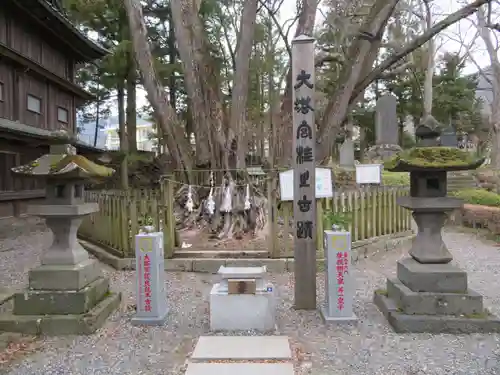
[173,179,268,241]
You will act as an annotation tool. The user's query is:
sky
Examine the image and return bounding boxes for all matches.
[129,0,495,115]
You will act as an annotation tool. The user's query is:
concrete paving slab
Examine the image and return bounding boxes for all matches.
[185,363,295,375]
[191,336,292,360]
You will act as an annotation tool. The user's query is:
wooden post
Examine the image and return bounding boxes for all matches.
[292,34,316,309]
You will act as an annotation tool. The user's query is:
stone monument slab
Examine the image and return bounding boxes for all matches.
[339,139,355,168]
[191,336,292,360]
[210,266,275,331]
[321,230,357,323]
[375,93,399,145]
[131,232,168,326]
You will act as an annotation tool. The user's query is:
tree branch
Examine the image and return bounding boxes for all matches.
[258,0,295,58]
[350,0,492,105]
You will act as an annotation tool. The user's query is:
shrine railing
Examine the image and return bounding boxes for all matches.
[274,186,412,257]
[78,175,411,259]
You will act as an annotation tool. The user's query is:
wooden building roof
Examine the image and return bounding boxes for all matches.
[9,0,109,62]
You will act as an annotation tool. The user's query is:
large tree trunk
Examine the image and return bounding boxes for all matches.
[127,0,267,240]
[477,5,500,193]
[126,54,138,153]
[317,0,490,163]
[124,0,193,179]
[170,0,216,167]
[118,83,129,190]
[228,0,259,169]
[317,0,399,163]
[422,0,434,118]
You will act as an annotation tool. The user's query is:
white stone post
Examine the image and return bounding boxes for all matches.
[131,232,168,325]
[321,230,357,323]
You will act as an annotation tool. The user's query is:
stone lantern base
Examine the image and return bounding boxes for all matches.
[0,207,121,336]
[374,258,500,333]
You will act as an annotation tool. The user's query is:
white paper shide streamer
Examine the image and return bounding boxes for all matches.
[244,184,251,210]
[185,185,194,212]
[220,181,233,213]
[205,172,215,215]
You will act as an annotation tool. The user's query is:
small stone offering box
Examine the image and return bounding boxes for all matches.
[210,266,276,331]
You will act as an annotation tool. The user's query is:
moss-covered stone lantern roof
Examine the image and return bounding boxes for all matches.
[384,146,484,172]
[11,136,114,179]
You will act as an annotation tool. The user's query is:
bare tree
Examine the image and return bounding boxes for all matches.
[477,4,500,191]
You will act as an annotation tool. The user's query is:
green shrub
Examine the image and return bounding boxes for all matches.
[382,171,409,186]
[450,189,500,207]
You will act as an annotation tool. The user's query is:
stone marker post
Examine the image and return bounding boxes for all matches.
[292,34,316,310]
[131,231,168,325]
[321,231,357,323]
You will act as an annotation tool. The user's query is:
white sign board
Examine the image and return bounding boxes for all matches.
[355,164,382,184]
[321,230,357,323]
[279,168,333,201]
[131,232,168,325]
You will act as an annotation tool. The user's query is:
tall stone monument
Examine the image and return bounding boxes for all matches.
[339,123,355,169]
[292,34,316,310]
[0,138,121,335]
[365,93,402,161]
[373,122,500,333]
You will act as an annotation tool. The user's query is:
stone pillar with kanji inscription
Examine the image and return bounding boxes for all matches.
[292,34,316,310]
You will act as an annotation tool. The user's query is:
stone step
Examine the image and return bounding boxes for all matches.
[185,363,294,375]
[191,336,292,361]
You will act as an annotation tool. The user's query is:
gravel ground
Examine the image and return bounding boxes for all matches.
[1,218,500,374]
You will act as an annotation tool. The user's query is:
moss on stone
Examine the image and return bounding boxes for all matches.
[12,154,114,177]
[384,147,480,170]
[463,309,491,319]
[374,289,388,296]
[50,155,114,177]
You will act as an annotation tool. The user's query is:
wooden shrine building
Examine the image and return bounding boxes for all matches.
[0,0,108,218]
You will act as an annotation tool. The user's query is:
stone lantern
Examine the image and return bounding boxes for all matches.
[373,118,500,333]
[0,139,121,335]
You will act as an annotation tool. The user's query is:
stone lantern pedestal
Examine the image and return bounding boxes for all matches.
[374,122,500,333]
[0,143,120,335]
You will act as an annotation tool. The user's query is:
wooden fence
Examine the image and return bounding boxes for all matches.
[79,181,411,259]
[275,186,411,257]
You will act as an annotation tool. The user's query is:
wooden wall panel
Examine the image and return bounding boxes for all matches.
[10,16,68,78]
[55,89,74,131]
[41,43,67,79]
[0,8,7,44]
[0,61,14,120]
[23,74,46,129]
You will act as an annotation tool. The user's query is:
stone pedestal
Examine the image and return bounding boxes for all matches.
[374,256,500,333]
[0,207,120,336]
[210,266,276,331]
